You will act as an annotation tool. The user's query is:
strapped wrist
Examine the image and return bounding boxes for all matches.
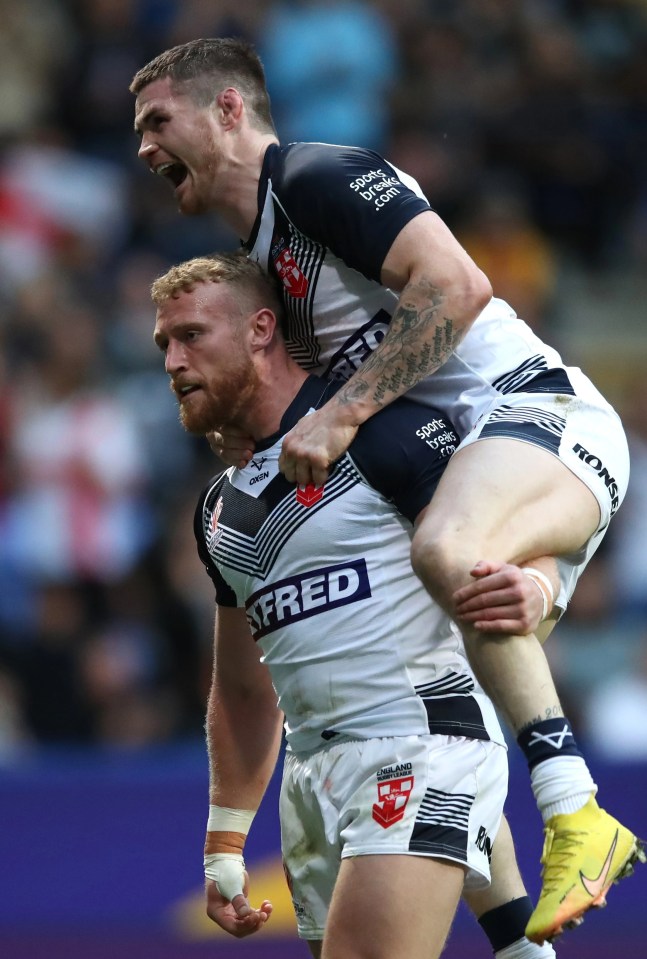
[207,805,256,833]
[205,804,256,856]
[522,567,555,622]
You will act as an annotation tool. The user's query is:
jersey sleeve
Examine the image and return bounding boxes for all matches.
[193,476,238,607]
[348,399,459,523]
[278,143,431,282]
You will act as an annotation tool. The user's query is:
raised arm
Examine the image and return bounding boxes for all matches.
[279,211,492,485]
[204,604,284,938]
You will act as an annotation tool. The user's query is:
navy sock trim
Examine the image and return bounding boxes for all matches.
[478,895,533,952]
[517,717,582,771]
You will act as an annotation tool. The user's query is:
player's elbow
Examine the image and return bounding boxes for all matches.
[476,267,494,309]
[458,265,493,320]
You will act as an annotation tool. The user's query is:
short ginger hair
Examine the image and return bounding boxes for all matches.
[151,251,286,333]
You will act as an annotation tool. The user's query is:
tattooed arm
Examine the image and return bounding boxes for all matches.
[279,211,493,485]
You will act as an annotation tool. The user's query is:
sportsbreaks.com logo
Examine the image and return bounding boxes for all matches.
[246,559,371,640]
[350,168,402,209]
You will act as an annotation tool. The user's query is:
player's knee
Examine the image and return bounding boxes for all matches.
[410,527,475,602]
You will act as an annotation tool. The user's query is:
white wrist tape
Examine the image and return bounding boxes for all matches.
[207,805,256,833]
[204,806,256,900]
[204,852,246,901]
[522,567,555,622]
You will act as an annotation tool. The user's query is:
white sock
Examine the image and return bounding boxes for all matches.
[530,755,597,822]
[495,936,557,958]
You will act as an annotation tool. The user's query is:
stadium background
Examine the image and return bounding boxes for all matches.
[0,1,646,956]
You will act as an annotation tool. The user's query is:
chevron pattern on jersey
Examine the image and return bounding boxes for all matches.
[272,193,326,370]
[204,468,300,541]
[206,457,363,580]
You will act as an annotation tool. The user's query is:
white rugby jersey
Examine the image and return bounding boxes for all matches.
[195,376,504,755]
[246,142,607,440]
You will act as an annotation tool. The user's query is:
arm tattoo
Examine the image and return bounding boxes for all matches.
[517,706,565,735]
[334,278,468,410]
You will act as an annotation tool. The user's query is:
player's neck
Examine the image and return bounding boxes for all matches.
[246,360,308,441]
[215,136,278,240]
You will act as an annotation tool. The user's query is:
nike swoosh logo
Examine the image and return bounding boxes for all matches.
[580,829,619,898]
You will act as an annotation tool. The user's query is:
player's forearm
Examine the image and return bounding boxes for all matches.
[203,673,282,906]
[206,681,283,809]
[328,271,491,426]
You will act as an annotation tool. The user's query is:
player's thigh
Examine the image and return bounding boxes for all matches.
[419,393,629,565]
[280,750,339,942]
[322,853,465,959]
[424,438,600,562]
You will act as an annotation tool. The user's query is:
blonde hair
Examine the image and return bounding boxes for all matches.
[151,251,285,331]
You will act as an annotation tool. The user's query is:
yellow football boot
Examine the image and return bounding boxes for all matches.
[526,796,645,944]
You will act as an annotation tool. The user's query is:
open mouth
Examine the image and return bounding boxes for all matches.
[176,384,200,401]
[156,162,188,189]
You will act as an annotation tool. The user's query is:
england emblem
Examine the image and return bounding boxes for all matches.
[274,248,309,298]
[372,775,414,828]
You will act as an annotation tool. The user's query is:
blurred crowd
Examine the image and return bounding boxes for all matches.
[1,0,646,761]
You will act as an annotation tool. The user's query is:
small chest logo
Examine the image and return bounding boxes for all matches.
[210,497,223,532]
[207,497,224,548]
[273,247,309,298]
[296,483,324,507]
[372,769,414,829]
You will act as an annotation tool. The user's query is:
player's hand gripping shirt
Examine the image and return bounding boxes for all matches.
[245,142,614,441]
[195,376,504,755]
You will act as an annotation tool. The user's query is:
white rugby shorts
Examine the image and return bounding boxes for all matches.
[279,733,508,940]
[455,369,630,611]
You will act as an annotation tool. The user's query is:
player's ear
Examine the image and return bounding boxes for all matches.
[216,88,244,129]
[249,307,277,350]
